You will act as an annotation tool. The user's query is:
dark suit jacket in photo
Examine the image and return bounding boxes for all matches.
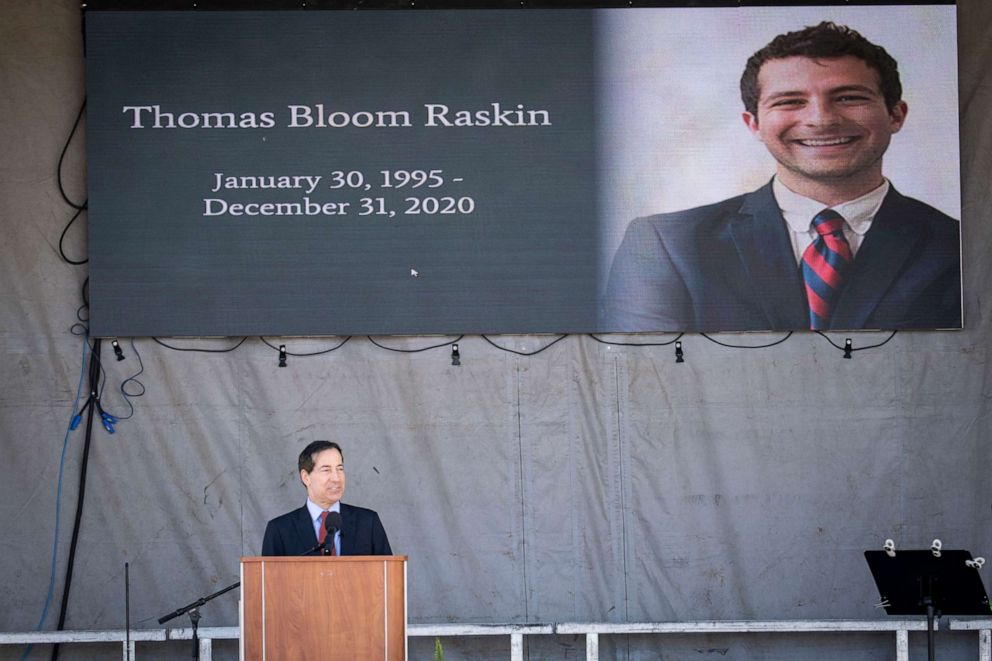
[261,502,392,556]
[602,181,961,332]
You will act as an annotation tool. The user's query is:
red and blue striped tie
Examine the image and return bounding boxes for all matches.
[801,209,852,330]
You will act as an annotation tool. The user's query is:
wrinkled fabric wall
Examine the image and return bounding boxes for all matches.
[1,2,991,660]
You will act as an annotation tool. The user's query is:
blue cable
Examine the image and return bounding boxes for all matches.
[21,335,90,661]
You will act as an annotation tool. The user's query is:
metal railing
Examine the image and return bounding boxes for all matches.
[2,619,990,660]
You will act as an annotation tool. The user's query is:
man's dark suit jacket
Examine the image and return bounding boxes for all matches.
[261,502,392,556]
[603,182,961,332]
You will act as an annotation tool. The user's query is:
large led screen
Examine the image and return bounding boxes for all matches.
[86,4,961,337]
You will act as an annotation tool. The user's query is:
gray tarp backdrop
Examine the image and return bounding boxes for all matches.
[1,1,990,659]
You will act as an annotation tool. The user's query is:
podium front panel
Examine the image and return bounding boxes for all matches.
[241,556,406,661]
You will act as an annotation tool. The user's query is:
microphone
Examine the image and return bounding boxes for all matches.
[302,511,344,556]
[323,511,343,555]
[325,511,342,536]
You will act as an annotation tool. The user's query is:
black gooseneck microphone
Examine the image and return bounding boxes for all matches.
[323,511,343,554]
[303,510,344,555]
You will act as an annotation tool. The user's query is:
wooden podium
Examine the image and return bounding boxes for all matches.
[240,556,407,661]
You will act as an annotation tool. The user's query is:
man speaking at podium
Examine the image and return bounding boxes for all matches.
[262,440,392,556]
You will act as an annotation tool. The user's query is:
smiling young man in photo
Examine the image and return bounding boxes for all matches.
[604,21,961,332]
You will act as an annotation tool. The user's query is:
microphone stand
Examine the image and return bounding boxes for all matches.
[124,563,130,661]
[158,581,240,660]
[302,539,330,556]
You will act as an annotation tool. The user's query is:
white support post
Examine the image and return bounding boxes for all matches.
[510,632,523,661]
[120,640,135,661]
[199,637,212,661]
[979,629,990,661]
[586,632,599,661]
[895,629,909,661]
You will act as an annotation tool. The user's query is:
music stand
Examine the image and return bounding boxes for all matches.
[865,549,990,661]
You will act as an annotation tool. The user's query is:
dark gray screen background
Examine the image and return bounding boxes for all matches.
[86,11,599,337]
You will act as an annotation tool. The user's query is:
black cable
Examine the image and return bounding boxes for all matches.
[121,339,147,399]
[259,336,351,356]
[588,332,683,347]
[481,334,568,356]
[57,98,87,211]
[366,335,463,353]
[700,331,793,349]
[815,330,898,352]
[56,99,89,266]
[88,338,145,421]
[851,331,898,352]
[51,339,101,661]
[70,280,89,337]
[152,337,247,353]
[57,207,88,265]
[96,342,109,401]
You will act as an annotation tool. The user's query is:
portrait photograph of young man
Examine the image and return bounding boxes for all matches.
[598,7,962,333]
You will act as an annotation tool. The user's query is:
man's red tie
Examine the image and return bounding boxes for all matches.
[801,209,852,330]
